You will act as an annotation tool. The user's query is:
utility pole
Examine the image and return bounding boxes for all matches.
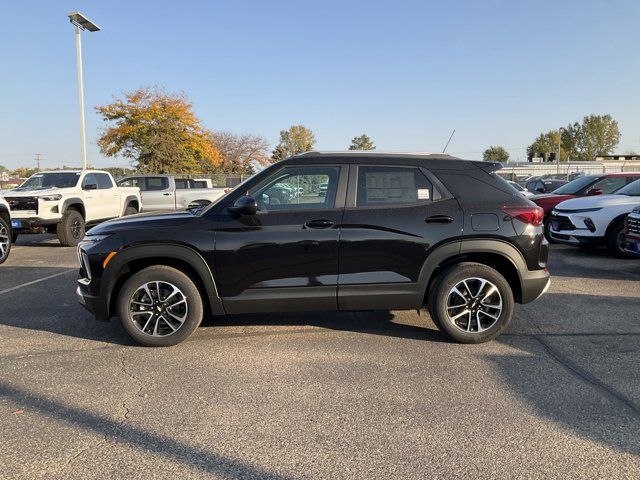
[34,153,42,171]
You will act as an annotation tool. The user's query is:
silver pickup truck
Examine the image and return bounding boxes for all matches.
[116,175,227,212]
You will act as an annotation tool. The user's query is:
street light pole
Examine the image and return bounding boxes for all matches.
[74,26,87,170]
[557,127,564,175]
[68,12,100,171]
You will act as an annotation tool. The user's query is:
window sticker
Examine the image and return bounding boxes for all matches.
[417,188,430,200]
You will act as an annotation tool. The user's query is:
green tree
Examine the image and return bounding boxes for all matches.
[482,146,510,163]
[576,114,620,160]
[349,134,376,150]
[527,131,561,161]
[271,125,316,161]
[10,167,37,178]
[101,167,136,179]
[96,87,222,174]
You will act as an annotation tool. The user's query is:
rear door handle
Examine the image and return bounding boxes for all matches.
[425,215,453,224]
[304,219,334,229]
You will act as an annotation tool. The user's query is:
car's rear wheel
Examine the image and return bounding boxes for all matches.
[124,204,139,216]
[606,220,633,258]
[57,209,85,247]
[0,217,11,264]
[428,262,514,343]
[117,265,203,347]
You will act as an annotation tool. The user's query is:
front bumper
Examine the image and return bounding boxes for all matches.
[549,229,604,246]
[11,216,60,232]
[621,234,640,257]
[77,282,110,321]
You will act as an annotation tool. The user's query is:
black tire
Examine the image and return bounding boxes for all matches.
[124,204,139,216]
[0,216,11,264]
[117,265,204,347]
[427,262,514,344]
[56,209,85,247]
[606,220,633,258]
[543,218,557,243]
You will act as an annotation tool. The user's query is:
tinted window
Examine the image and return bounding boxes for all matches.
[250,166,340,211]
[193,180,207,188]
[616,179,640,196]
[82,174,98,189]
[589,176,629,194]
[356,166,433,206]
[145,177,169,191]
[117,177,139,188]
[175,179,190,189]
[95,173,113,189]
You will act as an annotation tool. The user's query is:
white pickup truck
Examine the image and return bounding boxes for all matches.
[116,174,227,212]
[3,170,141,246]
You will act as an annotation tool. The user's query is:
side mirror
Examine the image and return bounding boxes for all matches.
[83,183,97,191]
[587,188,603,196]
[228,195,257,216]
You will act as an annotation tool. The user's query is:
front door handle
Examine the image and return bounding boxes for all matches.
[304,219,334,229]
[163,193,172,196]
[425,215,453,224]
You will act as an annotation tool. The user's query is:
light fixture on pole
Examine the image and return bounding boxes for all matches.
[68,12,100,170]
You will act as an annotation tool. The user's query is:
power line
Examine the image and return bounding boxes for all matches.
[34,153,42,171]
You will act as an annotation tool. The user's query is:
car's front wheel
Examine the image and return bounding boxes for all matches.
[0,216,11,264]
[57,209,85,247]
[117,265,204,346]
[428,262,514,343]
[606,220,634,258]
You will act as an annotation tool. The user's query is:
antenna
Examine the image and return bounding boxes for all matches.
[442,129,456,153]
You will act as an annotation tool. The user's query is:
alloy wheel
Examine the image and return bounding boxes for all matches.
[445,277,503,333]
[129,281,188,337]
[0,223,8,260]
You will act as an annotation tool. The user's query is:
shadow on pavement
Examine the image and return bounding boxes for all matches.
[203,309,450,343]
[0,381,294,479]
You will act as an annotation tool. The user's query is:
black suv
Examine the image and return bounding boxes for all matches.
[77,152,550,346]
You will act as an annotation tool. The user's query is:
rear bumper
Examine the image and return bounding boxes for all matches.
[520,268,551,304]
[76,281,110,321]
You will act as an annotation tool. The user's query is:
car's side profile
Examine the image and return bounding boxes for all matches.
[77,152,550,346]
[0,196,12,264]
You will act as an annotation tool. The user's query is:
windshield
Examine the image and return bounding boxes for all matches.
[615,178,640,196]
[552,175,599,195]
[19,172,81,190]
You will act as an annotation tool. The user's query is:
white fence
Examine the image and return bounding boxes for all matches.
[498,161,640,181]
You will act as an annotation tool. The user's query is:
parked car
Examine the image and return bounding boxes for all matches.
[549,178,640,257]
[621,206,640,256]
[532,173,640,240]
[0,196,12,264]
[525,178,568,194]
[3,170,141,246]
[116,175,226,212]
[507,180,533,197]
[77,152,550,347]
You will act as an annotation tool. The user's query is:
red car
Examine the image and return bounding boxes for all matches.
[531,172,640,239]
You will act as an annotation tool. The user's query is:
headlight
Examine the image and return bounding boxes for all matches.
[39,194,62,201]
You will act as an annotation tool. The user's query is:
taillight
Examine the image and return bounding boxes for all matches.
[501,205,544,226]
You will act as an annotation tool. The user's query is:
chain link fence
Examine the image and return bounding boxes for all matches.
[497,162,640,182]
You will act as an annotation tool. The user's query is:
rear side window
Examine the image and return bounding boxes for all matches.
[590,176,629,194]
[356,166,433,206]
[145,177,169,191]
[175,179,190,189]
[95,173,113,189]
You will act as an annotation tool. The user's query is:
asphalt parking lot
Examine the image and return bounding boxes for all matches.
[1,235,639,479]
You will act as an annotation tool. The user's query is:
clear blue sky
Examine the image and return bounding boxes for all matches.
[1,0,639,169]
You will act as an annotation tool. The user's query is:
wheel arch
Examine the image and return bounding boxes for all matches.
[419,239,525,304]
[62,198,85,218]
[102,243,224,319]
[605,213,629,238]
[122,196,140,215]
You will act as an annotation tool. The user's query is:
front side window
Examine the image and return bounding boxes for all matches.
[249,166,340,211]
[145,177,169,191]
[82,173,98,189]
[356,166,433,206]
[117,177,139,188]
[589,176,629,194]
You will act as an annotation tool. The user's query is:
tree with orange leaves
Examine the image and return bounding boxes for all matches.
[96,87,222,174]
